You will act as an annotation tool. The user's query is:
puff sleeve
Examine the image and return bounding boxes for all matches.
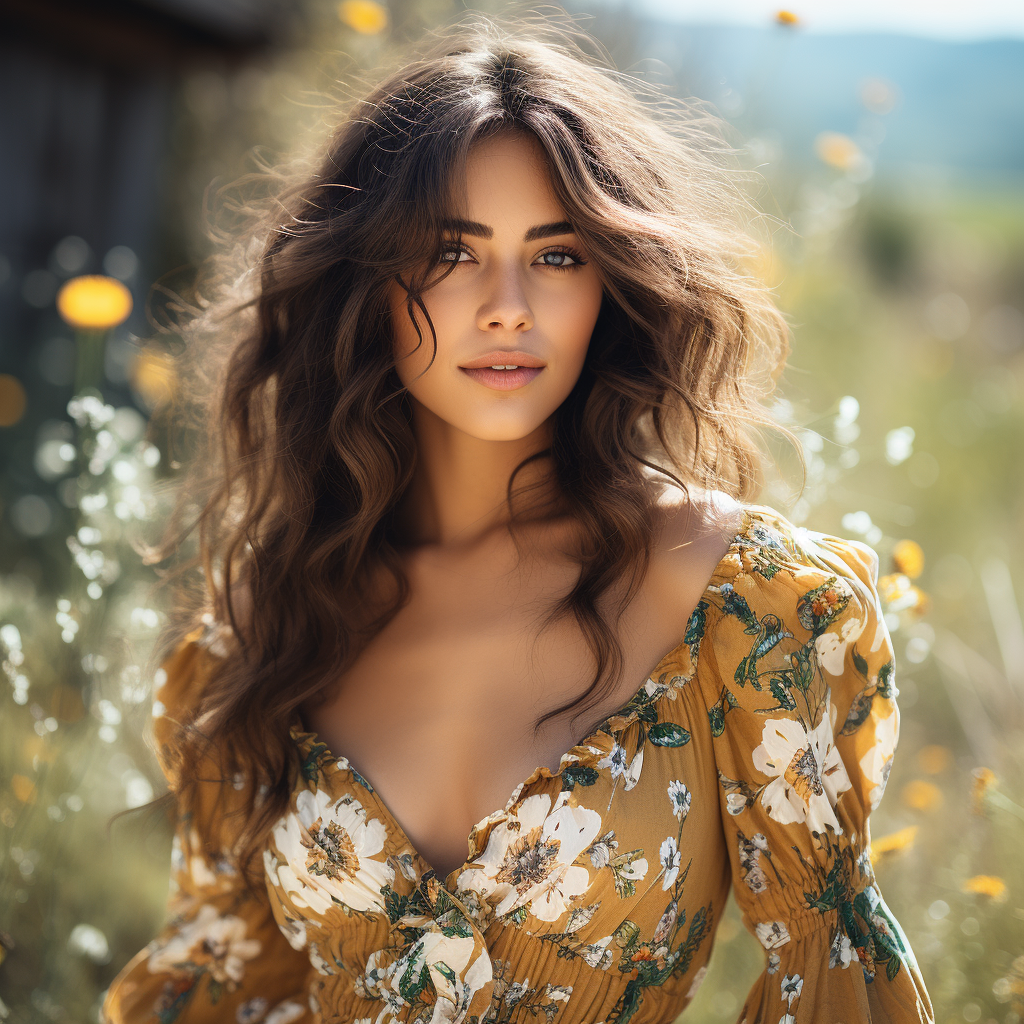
[695,506,933,1023]
[102,625,315,1024]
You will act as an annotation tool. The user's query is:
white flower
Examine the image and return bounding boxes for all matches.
[148,904,261,985]
[766,952,781,975]
[456,791,602,922]
[814,606,866,675]
[780,973,803,1007]
[752,705,852,835]
[668,780,692,820]
[599,743,629,777]
[859,709,900,810]
[659,836,681,890]
[236,998,267,1023]
[578,935,613,969]
[271,788,393,915]
[829,929,856,969]
[725,792,748,816]
[265,1002,306,1024]
[778,1016,795,1024]
[754,920,791,950]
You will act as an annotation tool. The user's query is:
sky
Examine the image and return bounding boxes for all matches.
[628,0,1024,40]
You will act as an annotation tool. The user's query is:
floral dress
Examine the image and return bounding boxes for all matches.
[101,503,933,1024]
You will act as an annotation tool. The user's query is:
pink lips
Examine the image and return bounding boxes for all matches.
[460,366,544,391]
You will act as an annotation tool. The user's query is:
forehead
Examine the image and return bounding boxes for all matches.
[454,132,565,223]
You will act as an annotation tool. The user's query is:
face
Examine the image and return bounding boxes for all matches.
[387,132,605,443]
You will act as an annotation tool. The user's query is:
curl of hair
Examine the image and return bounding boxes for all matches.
[137,9,802,896]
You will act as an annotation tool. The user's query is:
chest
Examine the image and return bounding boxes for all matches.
[300,530,723,881]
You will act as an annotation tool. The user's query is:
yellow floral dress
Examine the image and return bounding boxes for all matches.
[102,503,933,1024]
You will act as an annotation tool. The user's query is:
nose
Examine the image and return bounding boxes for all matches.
[476,264,534,333]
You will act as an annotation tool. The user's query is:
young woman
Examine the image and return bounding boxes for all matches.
[102,14,933,1024]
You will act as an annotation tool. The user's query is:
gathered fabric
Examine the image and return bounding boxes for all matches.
[102,503,933,1024]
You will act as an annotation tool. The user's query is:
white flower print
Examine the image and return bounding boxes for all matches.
[265,1002,306,1024]
[780,973,803,1007]
[829,929,856,969]
[725,792,748,816]
[766,952,781,975]
[586,831,618,869]
[668,780,692,820]
[754,920,791,950]
[236,997,268,1023]
[457,790,602,921]
[778,1016,795,1024]
[598,743,629,777]
[752,704,852,835]
[272,787,394,916]
[147,904,261,986]
[814,597,865,676]
[859,708,900,810]
[659,836,681,890]
[578,935,614,969]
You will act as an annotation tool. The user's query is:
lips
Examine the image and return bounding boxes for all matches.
[459,366,544,391]
[459,350,546,369]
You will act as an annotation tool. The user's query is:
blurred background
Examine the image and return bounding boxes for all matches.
[0,0,1022,1021]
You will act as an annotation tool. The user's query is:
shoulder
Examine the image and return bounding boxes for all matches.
[651,485,746,576]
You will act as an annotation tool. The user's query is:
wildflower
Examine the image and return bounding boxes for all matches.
[971,767,997,814]
[338,0,387,34]
[775,10,799,26]
[961,875,1008,901]
[868,826,917,866]
[901,779,942,812]
[892,540,924,579]
[57,275,132,330]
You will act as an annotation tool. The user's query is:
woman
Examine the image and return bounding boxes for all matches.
[102,13,933,1024]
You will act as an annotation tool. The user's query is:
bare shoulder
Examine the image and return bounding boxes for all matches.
[654,484,744,556]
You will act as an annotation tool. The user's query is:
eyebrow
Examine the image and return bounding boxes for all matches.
[441,219,575,242]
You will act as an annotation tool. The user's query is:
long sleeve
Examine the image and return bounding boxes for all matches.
[102,626,316,1024]
[695,507,933,1023]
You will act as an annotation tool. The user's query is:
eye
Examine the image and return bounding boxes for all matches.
[438,245,472,264]
[535,247,588,271]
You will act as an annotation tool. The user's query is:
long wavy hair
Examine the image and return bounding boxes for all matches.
[139,10,800,893]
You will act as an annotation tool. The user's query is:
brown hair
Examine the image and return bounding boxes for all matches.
[138,9,799,894]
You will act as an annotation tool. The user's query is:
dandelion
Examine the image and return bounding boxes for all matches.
[901,779,942,812]
[56,275,132,331]
[971,767,997,813]
[338,0,387,34]
[868,825,917,866]
[892,540,924,579]
[961,875,1008,901]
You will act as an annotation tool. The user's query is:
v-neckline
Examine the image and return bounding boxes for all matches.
[289,506,755,890]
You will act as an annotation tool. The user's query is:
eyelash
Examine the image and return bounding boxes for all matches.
[438,245,588,272]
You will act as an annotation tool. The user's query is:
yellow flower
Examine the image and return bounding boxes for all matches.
[11,774,37,803]
[57,275,133,331]
[0,374,27,427]
[775,10,799,26]
[961,875,1008,901]
[916,745,952,775]
[869,825,917,865]
[814,132,863,171]
[892,539,924,579]
[971,767,998,814]
[338,0,387,34]
[901,778,943,811]
[878,574,929,616]
[131,348,177,409]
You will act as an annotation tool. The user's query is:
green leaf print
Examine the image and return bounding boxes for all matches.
[299,740,332,784]
[767,676,797,712]
[398,956,431,1002]
[788,645,814,692]
[852,645,869,679]
[840,689,875,736]
[719,584,759,631]
[876,659,896,698]
[561,764,599,791]
[707,687,738,737]
[684,601,707,643]
[648,722,691,747]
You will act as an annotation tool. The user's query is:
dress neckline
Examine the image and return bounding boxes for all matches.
[289,505,757,889]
